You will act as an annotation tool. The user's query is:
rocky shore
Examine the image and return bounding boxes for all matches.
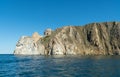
[14,22,120,55]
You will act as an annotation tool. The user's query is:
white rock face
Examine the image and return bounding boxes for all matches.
[51,37,65,55]
[37,43,45,55]
[14,36,41,55]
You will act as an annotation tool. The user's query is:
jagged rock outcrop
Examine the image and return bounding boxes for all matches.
[32,32,41,43]
[44,28,52,36]
[14,21,120,55]
[14,33,45,55]
[14,36,39,55]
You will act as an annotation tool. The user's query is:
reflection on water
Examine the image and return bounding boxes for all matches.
[0,55,120,77]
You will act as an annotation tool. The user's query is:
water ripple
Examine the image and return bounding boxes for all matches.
[1,55,120,77]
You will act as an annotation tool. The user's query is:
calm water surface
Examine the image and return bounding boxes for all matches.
[0,54,120,77]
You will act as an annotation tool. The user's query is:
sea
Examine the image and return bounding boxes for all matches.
[0,54,120,77]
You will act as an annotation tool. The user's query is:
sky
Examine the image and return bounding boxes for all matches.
[0,0,120,54]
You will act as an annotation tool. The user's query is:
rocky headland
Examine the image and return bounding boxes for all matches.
[14,22,120,55]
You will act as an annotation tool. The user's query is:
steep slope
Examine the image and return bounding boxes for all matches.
[14,21,120,55]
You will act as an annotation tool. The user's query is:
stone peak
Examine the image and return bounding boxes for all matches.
[44,28,52,36]
[32,32,40,36]
[32,32,41,42]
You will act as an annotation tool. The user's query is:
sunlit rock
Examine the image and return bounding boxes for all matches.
[14,22,120,55]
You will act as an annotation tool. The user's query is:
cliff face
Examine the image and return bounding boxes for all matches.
[14,22,120,55]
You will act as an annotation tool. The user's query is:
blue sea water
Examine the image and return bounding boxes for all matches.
[0,54,120,77]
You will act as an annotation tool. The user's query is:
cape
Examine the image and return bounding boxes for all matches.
[14,21,120,55]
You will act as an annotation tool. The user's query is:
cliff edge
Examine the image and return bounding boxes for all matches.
[14,22,120,55]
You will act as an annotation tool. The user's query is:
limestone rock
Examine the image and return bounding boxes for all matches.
[14,36,45,55]
[44,28,52,36]
[32,32,41,43]
[14,21,120,55]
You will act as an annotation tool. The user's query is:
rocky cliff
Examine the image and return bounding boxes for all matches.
[14,22,120,55]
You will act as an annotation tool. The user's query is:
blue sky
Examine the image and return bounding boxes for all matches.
[0,0,120,54]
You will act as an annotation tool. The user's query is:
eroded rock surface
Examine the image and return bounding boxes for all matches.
[14,22,120,55]
[44,28,52,36]
[32,32,41,43]
[14,34,44,55]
